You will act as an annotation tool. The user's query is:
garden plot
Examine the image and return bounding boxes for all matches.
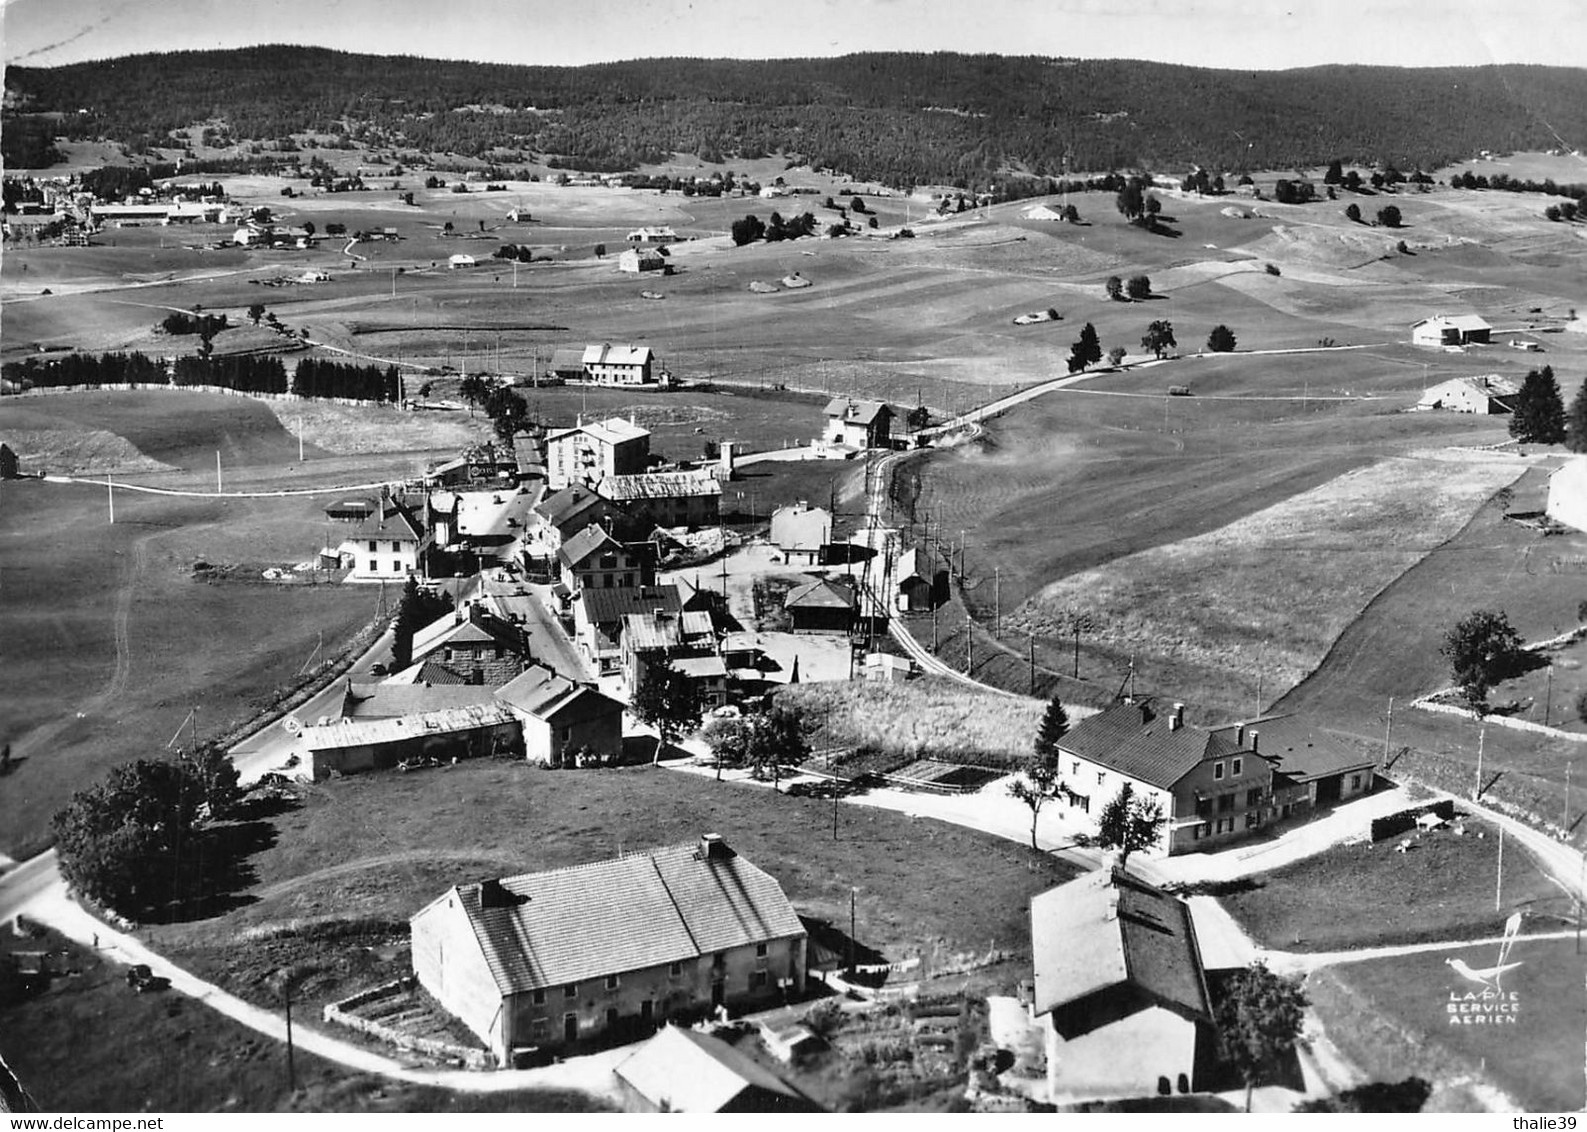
[1013,449,1526,716]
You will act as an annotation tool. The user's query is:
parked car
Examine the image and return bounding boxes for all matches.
[125,964,170,993]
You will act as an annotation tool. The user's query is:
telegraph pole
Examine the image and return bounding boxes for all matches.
[107,474,115,524]
[216,450,222,493]
[994,566,1000,636]
[1029,632,1036,695]
[1474,722,1486,802]
[964,609,972,674]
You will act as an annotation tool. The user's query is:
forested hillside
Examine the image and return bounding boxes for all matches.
[7,47,1587,185]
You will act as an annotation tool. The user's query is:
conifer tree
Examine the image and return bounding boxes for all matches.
[1509,366,1567,444]
[1566,376,1587,453]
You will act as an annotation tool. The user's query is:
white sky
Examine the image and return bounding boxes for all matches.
[3,0,1585,70]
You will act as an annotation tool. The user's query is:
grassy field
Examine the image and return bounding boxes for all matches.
[0,923,610,1112]
[1210,816,1570,952]
[1307,936,1586,1112]
[1011,450,1525,718]
[146,760,1081,1013]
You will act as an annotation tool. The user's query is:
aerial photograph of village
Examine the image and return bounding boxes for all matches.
[2,0,1586,1117]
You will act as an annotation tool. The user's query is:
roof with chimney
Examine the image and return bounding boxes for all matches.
[536,485,611,531]
[1030,868,1211,1032]
[784,578,857,611]
[546,416,650,446]
[823,397,891,425]
[579,583,682,627]
[420,836,804,994]
[598,470,722,502]
[557,524,625,570]
[349,498,426,543]
[1058,698,1245,790]
[1206,714,1378,783]
[622,609,714,651]
[493,662,617,723]
[581,344,653,368]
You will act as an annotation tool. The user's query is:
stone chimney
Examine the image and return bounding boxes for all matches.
[1170,702,1185,731]
[697,833,734,861]
[1249,729,1260,753]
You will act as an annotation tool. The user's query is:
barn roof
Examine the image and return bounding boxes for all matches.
[301,702,517,752]
[441,836,804,995]
[784,578,856,611]
[582,344,653,367]
[615,1026,821,1113]
[598,470,722,502]
[1058,698,1243,790]
[1030,868,1211,1029]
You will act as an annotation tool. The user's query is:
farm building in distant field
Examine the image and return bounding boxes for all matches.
[1053,699,1379,857]
[546,417,651,489]
[1030,868,1213,1104]
[784,577,856,635]
[1548,457,1587,532]
[1024,203,1066,220]
[598,470,721,529]
[1416,374,1518,414]
[615,1026,822,1113]
[618,247,667,273]
[626,226,677,243]
[769,502,831,566]
[448,254,477,269]
[583,344,655,386]
[823,398,894,449]
[1412,314,1492,347]
[410,834,807,1064]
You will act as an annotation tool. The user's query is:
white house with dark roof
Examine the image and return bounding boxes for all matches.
[332,496,428,581]
[1030,869,1214,1104]
[1416,374,1519,414]
[769,502,831,566]
[556,525,653,595]
[822,398,894,449]
[410,834,807,1064]
[545,417,651,489]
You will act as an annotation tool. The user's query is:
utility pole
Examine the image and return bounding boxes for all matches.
[1383,697,1394,766]
[1545,664,1555,727]
[964,609,972,675]
[1028,632,1036,695]
[994,566,1000,636]
[107,474,115,524]
[284,986,298,1094]
[216,450,222,493]
[1073,621,1079,679]
[1474,722,1486,802]
[848,887,857,976]
[932,601,938,652]
[189,706,199,751]
[1495,825,1503,912]
[1566,761,1573,832]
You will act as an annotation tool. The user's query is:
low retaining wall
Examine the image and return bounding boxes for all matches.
[8,383,399,409]
[1411,624,1587,744]
[323,976,492,1070]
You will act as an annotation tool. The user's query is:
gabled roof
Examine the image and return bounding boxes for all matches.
[769,503,831,552]
[549,347,586,372]
[1413,313,1491,332]
[406,610,522,668]
[536,485,610,529]
[301,702,518,752]
[342,682,499,719]
[579,584,682,626]
[1420,374,1520,400]
[546,417,651,447]
[1207,714,1378,783]
[438,836,804,994]
[622,609,714,651]
[823,397,891,425]
[598,470,723,502]
[896,547,925,584]
[582,344,653,367]
[494,662,611,721]
[1030,869,1211,1030]
[1059,698,1244,790]
[785,578,856,611]
[349,500,425,543]
[615,1026,821,1113]
[398,657,526,688]
[557,524,623,570]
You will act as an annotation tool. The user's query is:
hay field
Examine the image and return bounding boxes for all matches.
[1011,450,1525,716]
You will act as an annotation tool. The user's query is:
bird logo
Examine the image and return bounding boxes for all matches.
[1444,912,1525,990]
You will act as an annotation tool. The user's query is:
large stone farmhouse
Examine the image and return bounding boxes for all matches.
[410,835,806,1064]
[1054,699,1378,856]
[1030,869,1213,1104]
[582,343,655,386]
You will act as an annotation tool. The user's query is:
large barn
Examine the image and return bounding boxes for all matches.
[410,834,806,1065]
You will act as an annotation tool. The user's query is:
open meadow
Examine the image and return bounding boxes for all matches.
[144,760,1081,1012]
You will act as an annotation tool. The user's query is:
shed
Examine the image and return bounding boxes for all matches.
[614,1025,822,1113]
[784,578,856,634]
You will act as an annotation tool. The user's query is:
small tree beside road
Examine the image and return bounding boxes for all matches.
[1095,781,1164,867]
[1215,961,1309,1113]
[631,662,704,764]
[1141,319,1177,359]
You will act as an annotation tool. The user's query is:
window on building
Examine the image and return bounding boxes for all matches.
[1246,788,1262,807]
[755,943,768,957]
[624,573,634,587]
[1071,761,1080,776]
[605,1007,619,1029]
[605,974,619,990]
[712,952,725,970]
[1213,761,1225,780]
[1351,774,1362,790]
[668,961,683,977]
[563,983,578,999]
[1096,771,1105,785]
[532,989,546,1005]
[367,560,376,573]
[1195,798,1212,817]
[752,970,769,989]
[531,1018,550,1040]
[1218,793,1234,812]
[392,560,400,573]
[368,540,377,552]
[1246,813,1260,828]
[1232,757,1243,777]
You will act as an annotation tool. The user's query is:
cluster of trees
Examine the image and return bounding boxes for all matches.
[1105,274,1153,301]
[173,354,289,393]
[2,350,166,390]
[704,704,811,786]
[291,358,402,402]
[52,747,240,916]
[1271,179,1317,205]
[15,47,1587,185]
[1114,178,1165,231]
[491,243,535,262]
[1452,168,1587,209]
[390,577,456,670]
[1508,365,1575,446]
[160,311,230,337]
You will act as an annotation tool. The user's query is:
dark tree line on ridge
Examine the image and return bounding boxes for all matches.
[3,351,401,403]
[8,47,1587,187]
